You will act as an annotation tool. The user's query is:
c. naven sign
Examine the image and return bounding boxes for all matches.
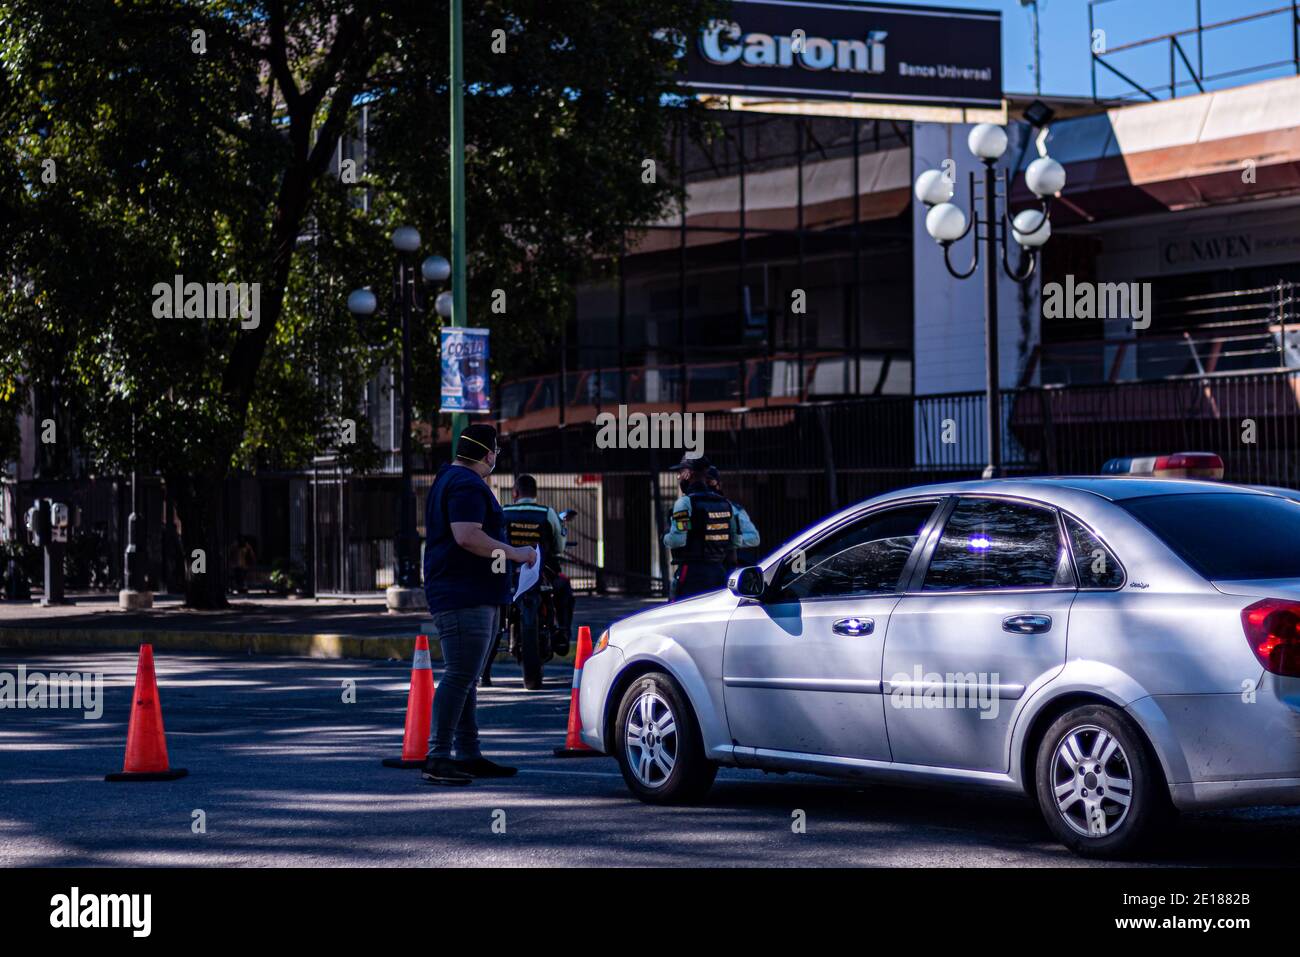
[681,1,1002,107]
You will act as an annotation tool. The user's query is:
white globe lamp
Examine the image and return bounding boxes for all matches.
[925,203,968,244]
[390,226,421,253]
[1025,156,1066,198]
[968,123,1008,161]
[914,168,954,206]
[1012,209,1052,247]
[347,288,377,316]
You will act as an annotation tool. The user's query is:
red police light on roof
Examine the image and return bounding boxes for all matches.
[1101,452,1224,480]
[1155,452,1225,479]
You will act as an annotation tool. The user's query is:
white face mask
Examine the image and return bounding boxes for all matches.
[457,433,498,471]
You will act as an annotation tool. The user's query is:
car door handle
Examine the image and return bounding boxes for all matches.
[832,617,875,637]
[1003,614,1052,635]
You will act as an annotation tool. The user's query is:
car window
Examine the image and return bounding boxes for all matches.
[1064,515,1124,588]
[774,502,937,601]
[1119,492,1300,580]
[923,497,1068,591]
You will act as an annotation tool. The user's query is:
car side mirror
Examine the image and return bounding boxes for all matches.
[727,566,765,600]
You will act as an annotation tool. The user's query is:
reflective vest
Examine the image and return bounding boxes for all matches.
[503,502,553,560]
[670,488,734,565]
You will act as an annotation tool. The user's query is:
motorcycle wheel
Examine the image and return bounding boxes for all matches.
[517,614,544,690]
[538,594,554,663]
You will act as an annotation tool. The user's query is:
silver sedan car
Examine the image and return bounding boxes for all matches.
[577,477,1300,858]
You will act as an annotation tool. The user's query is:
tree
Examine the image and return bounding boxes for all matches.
[0,0,720,607]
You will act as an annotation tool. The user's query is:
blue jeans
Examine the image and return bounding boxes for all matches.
[429,605,501,760]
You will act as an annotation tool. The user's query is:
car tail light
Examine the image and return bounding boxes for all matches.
[1242,599,1300,677]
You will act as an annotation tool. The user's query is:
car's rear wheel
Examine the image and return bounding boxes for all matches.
[613,672,716,804]
[1034,704,1169,859]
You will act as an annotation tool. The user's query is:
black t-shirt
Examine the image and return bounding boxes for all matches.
[422,464,511,612]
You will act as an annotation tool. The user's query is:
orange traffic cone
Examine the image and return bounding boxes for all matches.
[554,625,603,758]
[106,644,188,781]
[382,634,436,768]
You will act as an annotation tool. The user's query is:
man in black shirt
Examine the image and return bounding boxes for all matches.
[421,423,537,785]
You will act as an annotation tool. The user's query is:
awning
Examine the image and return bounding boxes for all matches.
[1014,75,1300,225]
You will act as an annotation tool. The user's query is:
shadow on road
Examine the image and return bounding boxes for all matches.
[0,648,1296,867]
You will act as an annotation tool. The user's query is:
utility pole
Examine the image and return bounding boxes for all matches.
[1021,0,1042,95]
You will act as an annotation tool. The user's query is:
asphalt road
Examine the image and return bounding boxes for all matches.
[2,649,1299,867]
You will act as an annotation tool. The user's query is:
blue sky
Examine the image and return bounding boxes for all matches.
[885,0,1300,99]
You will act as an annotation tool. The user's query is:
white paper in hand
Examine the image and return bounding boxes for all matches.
[512,546,541,602]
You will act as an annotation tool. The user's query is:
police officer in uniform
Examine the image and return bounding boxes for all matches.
[486,474,570,686]
[663,455,741,601]
[706,465,761,567]
[505,474,571,648]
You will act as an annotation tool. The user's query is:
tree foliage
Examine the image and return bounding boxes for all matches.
[0,0,721,604]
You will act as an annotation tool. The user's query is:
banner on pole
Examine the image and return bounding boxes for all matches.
[440,326,491,414]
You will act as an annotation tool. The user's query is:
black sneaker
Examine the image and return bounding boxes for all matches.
[421,757,473,786]
[452,757,518,778]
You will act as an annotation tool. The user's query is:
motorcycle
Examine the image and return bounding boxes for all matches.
[497,509,577,690]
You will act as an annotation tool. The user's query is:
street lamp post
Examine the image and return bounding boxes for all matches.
[349,229,451,611]
[120,410,152,610]
[914,123,1065,478]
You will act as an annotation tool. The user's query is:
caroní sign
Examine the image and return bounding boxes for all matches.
[681,1,1002,107]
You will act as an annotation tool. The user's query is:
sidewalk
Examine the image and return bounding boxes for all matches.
[0,592,663,660]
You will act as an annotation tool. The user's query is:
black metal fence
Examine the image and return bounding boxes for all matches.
[309,462,608,596]
[297,367,1300,597]
[10,369,1300,599]
[489,369,1300,593]
[0,472,309,597]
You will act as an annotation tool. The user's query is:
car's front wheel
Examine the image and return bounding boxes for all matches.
[1034,704,1170,858]
[613,672,716,805]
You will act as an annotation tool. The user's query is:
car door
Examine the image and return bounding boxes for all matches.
[723,500,941,761]
[882,496,1076,773]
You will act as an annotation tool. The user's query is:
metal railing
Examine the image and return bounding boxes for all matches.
[497,349,911,425]
[481,368,1300,592]
[22,369,1300,599]
[1033,282,1300,385]
[1089,0,1300,102]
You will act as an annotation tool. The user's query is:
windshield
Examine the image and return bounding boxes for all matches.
[1119,492,1300,580]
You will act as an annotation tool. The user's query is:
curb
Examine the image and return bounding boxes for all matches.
[0,627,431,661]
[0,626,582,664]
